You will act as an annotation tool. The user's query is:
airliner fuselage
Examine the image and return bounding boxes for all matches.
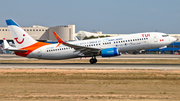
[27,32,176,60]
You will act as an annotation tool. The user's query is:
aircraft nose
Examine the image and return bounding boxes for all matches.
[171,37,177,42]
[176,38,179,41]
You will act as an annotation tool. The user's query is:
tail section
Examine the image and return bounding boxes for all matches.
[3,38,11,49]
[74,36,79,41]
[6,19,37,49]
[3,38,28,52]
[5,19,51,57]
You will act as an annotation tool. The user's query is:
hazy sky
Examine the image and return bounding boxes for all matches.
[0,0,180,34]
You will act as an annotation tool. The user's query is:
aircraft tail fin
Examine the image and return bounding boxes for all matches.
[6,19,37,49]
[74,36,79,41]
[3,38,28,52]
[3,38,11,49]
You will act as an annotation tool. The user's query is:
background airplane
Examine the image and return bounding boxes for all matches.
[4,19,177,64]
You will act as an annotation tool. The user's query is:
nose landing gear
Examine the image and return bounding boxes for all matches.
[89,56,97,64]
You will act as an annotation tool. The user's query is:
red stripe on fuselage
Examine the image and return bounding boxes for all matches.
[15,42,51,57]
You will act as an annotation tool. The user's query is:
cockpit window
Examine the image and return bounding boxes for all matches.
[162,35,169,37]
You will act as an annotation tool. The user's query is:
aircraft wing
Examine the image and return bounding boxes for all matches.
[64,42,100,55]
[53,32,100,56]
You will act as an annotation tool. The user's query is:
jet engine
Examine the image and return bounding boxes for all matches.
[101,47,121,57]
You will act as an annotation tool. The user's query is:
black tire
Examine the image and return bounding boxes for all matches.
[94,59,97,63]
[90,59,94,64]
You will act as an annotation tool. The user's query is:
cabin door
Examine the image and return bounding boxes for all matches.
[38,49,42,58]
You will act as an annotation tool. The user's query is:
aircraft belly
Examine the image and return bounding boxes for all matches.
[118,43,149,52]
[41,51,79,60]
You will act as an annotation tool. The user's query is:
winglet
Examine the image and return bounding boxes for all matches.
[53,31,66,47]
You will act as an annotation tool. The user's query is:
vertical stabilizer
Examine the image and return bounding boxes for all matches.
[3,38,11,49]
[74,36,79,41]
[6,19,37,49]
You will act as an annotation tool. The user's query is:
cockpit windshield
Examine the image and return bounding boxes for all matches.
[162,35,169,37]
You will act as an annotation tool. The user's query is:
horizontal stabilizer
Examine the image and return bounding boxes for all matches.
[4,48,28,52]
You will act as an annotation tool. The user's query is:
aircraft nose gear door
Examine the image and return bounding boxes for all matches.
[153,34,158,42]
[38,49,42,59]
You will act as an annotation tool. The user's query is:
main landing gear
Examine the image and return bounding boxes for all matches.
[89,56,97,64]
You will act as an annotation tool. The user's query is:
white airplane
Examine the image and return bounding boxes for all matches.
[4,19,177,64]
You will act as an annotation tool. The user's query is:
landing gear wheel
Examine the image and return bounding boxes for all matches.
[90,59,94,64]
[89,57,97,64]
[94,58,97,63]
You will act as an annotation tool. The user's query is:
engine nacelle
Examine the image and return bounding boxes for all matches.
[101,47,120,57]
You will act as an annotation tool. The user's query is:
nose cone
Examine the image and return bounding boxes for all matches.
[176,38,179,41]
[171,37,177,42]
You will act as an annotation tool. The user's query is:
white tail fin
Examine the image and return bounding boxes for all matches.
[3,38,11,49]
[3,38,27,52]
[6,19,37,49]
[74,35,79,41]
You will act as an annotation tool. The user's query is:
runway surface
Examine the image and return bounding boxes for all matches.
[0,63,180,70]
[0,54,180,70]
[0,54,180,60]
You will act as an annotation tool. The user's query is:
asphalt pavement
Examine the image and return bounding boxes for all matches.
[0,54,180,70]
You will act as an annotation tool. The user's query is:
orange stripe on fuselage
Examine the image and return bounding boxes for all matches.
[15,42,51,57]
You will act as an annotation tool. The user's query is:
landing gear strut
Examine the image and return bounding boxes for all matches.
[89,56,97,64]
